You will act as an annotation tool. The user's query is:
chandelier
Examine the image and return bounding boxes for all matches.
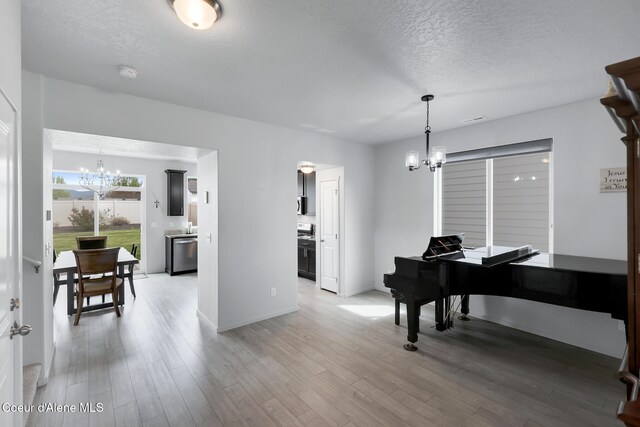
[79,159,121,198]
[405,94,446,172]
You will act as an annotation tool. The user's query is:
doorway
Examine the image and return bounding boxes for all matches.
[296,162,344,295]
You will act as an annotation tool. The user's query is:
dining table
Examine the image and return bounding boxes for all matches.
[53,247,139,316]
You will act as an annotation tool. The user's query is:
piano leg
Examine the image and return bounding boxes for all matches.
[403,295,419,351]
[435,299,446,332]
[395,299,400,326]
[459,294,470,321]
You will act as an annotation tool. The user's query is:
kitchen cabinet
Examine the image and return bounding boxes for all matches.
[305,172,316,215]
[297,171,304,196]
[298,238,316,280]
[296,171,316,215]
[165,169,186,216]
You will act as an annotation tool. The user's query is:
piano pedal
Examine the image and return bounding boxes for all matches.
[458,314,470,321]
[403,343,418,351]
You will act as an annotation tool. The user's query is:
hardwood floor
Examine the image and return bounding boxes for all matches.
[28,274,625,427]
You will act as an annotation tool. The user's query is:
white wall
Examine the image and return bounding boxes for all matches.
[22,74,376,333]
[0,0,21,112]
[374,98,627,357]
[197,151,219,328]
[52,150,197,273]
[21,72,54,385]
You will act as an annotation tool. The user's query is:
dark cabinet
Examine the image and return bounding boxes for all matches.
[296,171,316,215]
[165,169,186,216]
[297,171,304,196]
[305,172,316,215]
[298,239,316,280]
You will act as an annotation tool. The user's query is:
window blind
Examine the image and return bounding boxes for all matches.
[442,160,486,247]
[492,152,550,252]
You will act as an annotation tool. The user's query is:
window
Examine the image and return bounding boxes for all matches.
[442,160,486,247]
[52,171,145,267]
[439,140,552,252]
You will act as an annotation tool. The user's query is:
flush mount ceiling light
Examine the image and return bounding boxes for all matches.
[169,0,221,30]
[118,65,138,79]
[405,94,446,172]
[299,163,315,174]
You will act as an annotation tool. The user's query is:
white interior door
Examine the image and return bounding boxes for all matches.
[0,90,20,426]
[319,179,339,293]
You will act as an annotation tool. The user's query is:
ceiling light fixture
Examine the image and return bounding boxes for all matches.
[406,95,446,172]
[169,0,221,30]
[299,163,315,174]
[118,65,138,79]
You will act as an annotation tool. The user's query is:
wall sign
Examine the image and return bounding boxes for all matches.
[600,167,627,192]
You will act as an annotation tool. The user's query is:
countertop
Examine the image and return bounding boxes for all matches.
[165,233,198,239]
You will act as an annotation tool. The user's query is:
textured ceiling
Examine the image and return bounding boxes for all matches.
[23,1,640,144]
[47,129,206,162]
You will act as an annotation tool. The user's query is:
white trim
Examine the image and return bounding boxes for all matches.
[433,168,442,235]
[548,151,555,253]
[486,159,493,247]
[37,343,56,387]
[217,306,299,333]
[196,310,218,333]
[469,306,623,358]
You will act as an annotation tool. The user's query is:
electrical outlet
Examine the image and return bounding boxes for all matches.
[270,287,276,297]
[150,222,158,228]
[619,320,626,331]
[169,222,174,227]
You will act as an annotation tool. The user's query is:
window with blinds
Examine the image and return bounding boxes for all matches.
[442,160,486,247]
[493,153,550,252]
[440,143,551,252]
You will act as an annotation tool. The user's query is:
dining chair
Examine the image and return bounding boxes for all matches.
[126,243,138,298]
[72,247,122,325]
[53,248,79,306]
[98,243,137,303]
[53,249,62,305]
[76,236,108,249]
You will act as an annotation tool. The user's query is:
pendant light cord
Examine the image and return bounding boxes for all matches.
[425,98,431,160]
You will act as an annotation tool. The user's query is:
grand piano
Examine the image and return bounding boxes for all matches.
[384,236,627,351]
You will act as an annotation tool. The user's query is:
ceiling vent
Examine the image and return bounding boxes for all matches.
[460,116,487,125]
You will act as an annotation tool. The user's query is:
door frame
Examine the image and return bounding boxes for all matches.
[0,84,23,426]
[316,167,345,296]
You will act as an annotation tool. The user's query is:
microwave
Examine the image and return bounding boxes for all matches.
[297,196,307,215]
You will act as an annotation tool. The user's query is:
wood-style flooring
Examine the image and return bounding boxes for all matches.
[28,274,625,427]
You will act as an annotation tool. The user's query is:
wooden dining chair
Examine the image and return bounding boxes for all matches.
[76,236,108,249]
[53,249,62,305]
[99,243,137,303]
[126,243,138,298]
[72,248,122,325]
[53,248,79,306]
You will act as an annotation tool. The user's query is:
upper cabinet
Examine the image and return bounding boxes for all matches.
[306,172,316,216]
[165,169,186,216]
[297,171,316,216]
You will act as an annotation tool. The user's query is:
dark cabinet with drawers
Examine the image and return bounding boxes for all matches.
[298,239,316,280]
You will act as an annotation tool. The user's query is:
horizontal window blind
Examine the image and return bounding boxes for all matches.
[492,153,550,252]
[442,160,486,247]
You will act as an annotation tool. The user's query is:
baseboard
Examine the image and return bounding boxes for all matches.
[470,311,624,358]
[37,342,56,387]
[196,310,218,333]
[217,306,299,333]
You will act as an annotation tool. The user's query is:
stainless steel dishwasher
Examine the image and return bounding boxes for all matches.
[165,235,198,275]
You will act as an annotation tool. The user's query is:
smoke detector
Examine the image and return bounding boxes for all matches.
[118,66,138,79]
